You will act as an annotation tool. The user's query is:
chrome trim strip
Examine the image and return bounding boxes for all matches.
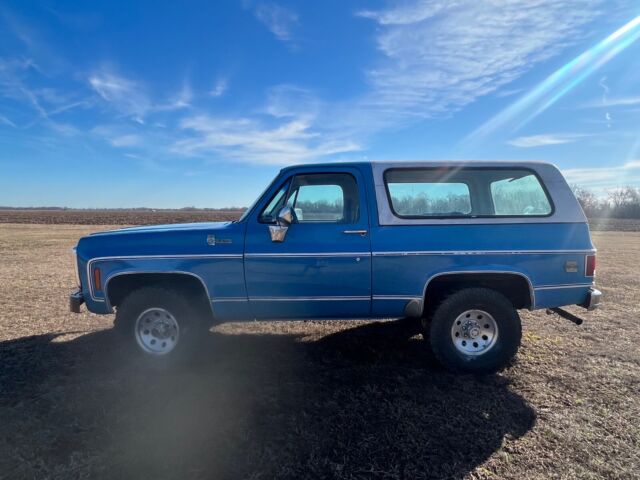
[422,270,536,310]
[373,249,596,257]
[86,254,242,301]
[211,297,249,302]
[249,296,370,301]
[372,295,423,301]
[244,252,371,258]
[102,270,215,316]
[71,247,81,287]
[241,295,417,302]
[534,283,593,290]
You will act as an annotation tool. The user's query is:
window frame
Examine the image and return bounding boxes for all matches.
[383,167,555,220]
[257,179,291,224]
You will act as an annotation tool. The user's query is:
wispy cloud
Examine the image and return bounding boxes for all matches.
[209,77,228,97]
[581,95,640,108]
[0,114,16,127]
[45,120,81,136]
[156,82,192,111]
[109,134,143,147]
[88,68,150,122]
[246,2,299,43]
[358,0,606,120]
[562,160,640,187]
[89,68,194,121]
[173,114,360,165]
[92,125,145,148]
[495,88,525,99]
[508,133,587,148]
[624,159,640,168]
[263,84,319,119]
[0,57,90,122]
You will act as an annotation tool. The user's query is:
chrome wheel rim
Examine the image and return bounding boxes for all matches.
[450,309,498,356]
[134,307,180,355]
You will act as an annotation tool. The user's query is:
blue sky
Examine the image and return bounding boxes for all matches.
[1,0,639,208]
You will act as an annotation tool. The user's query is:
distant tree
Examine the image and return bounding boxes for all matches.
[608,188,628,209]
[571,185,599,216]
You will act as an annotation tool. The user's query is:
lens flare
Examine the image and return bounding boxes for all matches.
[464,16,640,144]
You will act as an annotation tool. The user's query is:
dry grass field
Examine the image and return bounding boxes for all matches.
[0,223,638,479]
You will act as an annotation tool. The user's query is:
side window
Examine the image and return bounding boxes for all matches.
[385,169,472,217]
[286,173,359,223]
[490,174,552,216]
[259,181,290,223]
[384,167,553,218]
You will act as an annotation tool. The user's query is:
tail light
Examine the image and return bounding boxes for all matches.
[585,255,596,277]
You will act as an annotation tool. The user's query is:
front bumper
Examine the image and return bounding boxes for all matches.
[582,287,602,311]
[70,289,84,313]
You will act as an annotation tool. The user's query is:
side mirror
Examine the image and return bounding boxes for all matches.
[276,206,294,227]
[269,206,294,242]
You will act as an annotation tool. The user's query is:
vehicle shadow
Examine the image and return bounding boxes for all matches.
[0,318,535,479]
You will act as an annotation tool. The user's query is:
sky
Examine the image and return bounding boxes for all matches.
[1,0,640,208]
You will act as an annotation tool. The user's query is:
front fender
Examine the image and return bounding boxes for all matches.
[82,254,246,314]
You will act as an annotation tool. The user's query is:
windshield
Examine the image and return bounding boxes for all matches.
[237,174,280,222]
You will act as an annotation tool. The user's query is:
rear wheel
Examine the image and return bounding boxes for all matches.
[115,287,207,364]
[429,288,521,374]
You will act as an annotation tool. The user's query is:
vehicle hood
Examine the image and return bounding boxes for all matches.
[77,221,244,260]
[90,221,234,236]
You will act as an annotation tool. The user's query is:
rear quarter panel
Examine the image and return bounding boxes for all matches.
[370,222,595,316]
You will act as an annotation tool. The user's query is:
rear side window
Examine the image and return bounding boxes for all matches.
[384,167,553,218]
[490,174,552,216]
[385,173,472,216]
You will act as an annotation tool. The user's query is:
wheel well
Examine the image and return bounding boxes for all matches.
[423,272,533,314]
[106,273,213,320]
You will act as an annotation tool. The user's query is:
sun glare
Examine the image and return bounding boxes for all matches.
[465,16,640,144]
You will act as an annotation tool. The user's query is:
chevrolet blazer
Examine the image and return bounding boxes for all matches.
[70,161,601,373]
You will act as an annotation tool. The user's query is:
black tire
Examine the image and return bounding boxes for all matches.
[115,287,208,365]
[429,288,521,374]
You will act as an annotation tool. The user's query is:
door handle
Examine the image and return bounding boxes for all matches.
[343,230,368,236]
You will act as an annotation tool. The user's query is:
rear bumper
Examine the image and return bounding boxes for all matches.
[69,289,84,313]
[582,287,602,311]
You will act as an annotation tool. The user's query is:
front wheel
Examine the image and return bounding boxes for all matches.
[429,288,522,374]
[115,287,206,364]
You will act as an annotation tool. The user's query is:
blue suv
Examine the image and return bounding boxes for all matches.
[70,161,600,373]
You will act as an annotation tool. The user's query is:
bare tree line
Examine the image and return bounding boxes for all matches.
[267,186,640,219]
[572,185,640,219]
[391,193,471,215]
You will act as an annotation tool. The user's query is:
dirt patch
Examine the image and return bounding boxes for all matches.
[0,225,638,479]
[0,209,244,225]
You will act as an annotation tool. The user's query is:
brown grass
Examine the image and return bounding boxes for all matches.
[0,224,638,479]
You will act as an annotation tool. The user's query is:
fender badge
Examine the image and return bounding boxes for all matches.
[207,235,232,245]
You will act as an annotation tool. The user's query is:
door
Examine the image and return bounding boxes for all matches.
[244,169,371,318]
